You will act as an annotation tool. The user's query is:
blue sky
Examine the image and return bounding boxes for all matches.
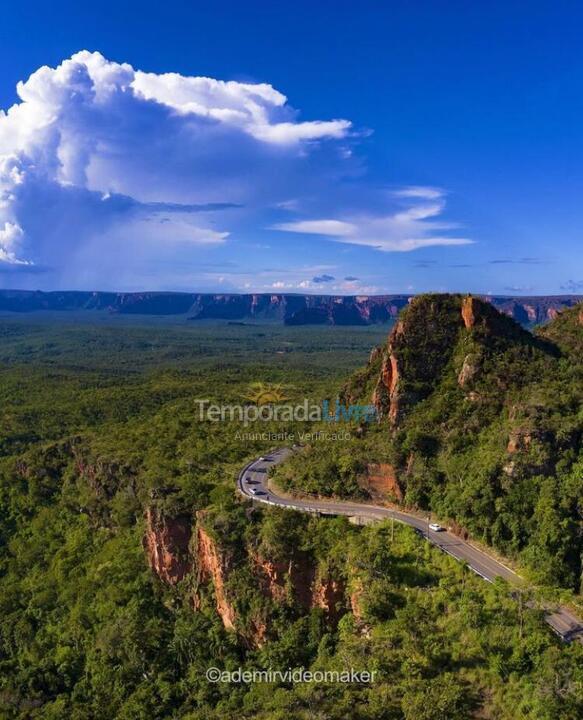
[0,1,582,295]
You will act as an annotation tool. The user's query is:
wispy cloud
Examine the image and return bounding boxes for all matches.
[412,260,438,268]
[504,285,535,293]
[489,257,547,265]
[392,186,444,200]
[560,280,583,293]
[270,188,472,252]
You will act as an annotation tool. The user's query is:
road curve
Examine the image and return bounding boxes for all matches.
[238,447,583,644]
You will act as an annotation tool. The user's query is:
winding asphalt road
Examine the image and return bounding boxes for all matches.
[238,447,583,644]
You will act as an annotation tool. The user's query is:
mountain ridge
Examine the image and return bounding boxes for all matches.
[0,289,580,326]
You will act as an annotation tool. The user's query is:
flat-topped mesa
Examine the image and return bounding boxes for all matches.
[0,289,579,326]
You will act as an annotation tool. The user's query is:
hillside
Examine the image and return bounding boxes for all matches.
[280,295,583,591]
[0,311,582,718]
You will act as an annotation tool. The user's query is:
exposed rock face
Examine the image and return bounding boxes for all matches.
[195,526,236,631]
[461,296,478,329]
[372,343,402,423]
[458,353,480,388]
[360,463,403,501]
[143,508,350,643]
[372,295,466,424]
[350,579,364,620]
[369,294,551,427]
[461,294,510,331]
[143,508,193,585]
[252,554,291,604]
[252,552,316,609]
[252,551,346,623]
[0,289,578,327]
[503,405,555,477]
[507,430,535,454]
[311,577,347,624]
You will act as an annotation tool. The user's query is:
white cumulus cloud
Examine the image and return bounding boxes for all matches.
[0,51,353,286]
[0,51,473,290]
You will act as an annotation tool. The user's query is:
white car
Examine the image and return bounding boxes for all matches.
[429,523,444,532]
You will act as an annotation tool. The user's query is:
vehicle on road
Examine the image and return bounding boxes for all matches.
[239,450,583,645]
[245,479,260,485]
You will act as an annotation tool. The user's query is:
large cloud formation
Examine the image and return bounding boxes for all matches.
[0,51,469,289]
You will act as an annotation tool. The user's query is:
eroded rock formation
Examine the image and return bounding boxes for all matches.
[195,525,236,631]
[143,508,193,585]
[360,463,403,501]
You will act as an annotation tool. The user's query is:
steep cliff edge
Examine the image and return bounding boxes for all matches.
[143,508,348,646]
[143,508,192,585]
[194,524,236,631]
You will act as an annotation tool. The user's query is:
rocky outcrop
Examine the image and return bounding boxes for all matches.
[461,295,510,332]
[359,463,403,501]
[251,551,346,622]
[369,294,556,428]
[372,351,403,423]
[461,296,478,329]
[372,295,467,424]
[195,526,236,631]
[143,507,350,642]
[311,577,347,624]
[372,338,403,423]
[506,429,535,455]
[350,579,364,620]
[252,552,316,608]
[457,353,480,388]
[252,554,291,604]
[503,405,555,477]
[143,508,193,585]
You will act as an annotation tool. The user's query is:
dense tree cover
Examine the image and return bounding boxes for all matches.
[275,298,583,596]
[0,315,581,718]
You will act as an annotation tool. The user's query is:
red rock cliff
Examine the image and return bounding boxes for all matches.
[196,525,236,631]
[360,463,403,502]
[461,295,478,328]
[143,508,192,585]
